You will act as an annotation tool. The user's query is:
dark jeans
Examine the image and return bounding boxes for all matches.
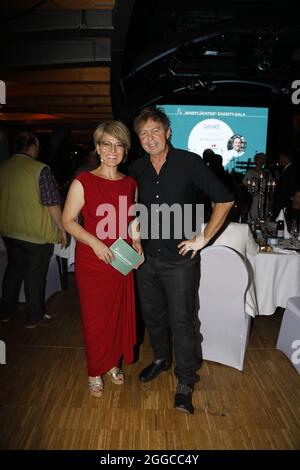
[0,237,54,323]
[136,255,201,386]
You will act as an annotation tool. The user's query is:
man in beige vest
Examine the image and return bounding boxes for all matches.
[0,132,66,328]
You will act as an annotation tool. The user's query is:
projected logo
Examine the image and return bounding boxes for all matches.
[0,80,6,105]
[187,119,234,166]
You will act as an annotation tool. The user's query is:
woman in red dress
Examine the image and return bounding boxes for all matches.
[62,121,143,397]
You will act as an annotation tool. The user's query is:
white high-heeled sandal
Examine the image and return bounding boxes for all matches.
[107,367,124,385]
[88,376,103,397]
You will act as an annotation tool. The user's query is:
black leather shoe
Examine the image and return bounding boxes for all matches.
[139,359,172,383]
[174,392,194,415]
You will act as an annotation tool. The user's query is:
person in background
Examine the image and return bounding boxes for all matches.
[243,152,266,184]
[0,132,66,327]
[205,153,235,221]
[243,152,266,220]
[200,149,216,222]
[130,107,234,415]
[209,153,233,190]
[276,187,300,239]
[62,121,143,398]
[202,148,215,166]
[273,152,296,218]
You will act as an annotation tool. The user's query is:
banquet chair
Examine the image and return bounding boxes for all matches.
[198,245,251,371]
[276,297,300,375]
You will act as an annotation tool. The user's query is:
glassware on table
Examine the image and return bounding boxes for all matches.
[290,220,300,247]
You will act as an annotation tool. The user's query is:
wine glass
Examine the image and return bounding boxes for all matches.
[290,220,299,248]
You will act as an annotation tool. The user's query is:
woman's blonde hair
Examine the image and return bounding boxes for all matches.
[93,121,131,152]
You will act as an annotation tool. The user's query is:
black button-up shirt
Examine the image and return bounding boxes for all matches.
[129,146,234,259]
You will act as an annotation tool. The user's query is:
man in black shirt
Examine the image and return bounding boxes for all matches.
[129,107,234,414]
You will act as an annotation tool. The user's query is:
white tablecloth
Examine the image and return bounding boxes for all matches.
[250,251,300,315]
[54,236,76,271]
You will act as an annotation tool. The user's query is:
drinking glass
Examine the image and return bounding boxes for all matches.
[290,220,300,248]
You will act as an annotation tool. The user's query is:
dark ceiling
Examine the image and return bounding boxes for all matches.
[1,0,300,134]
[118,0,300,119]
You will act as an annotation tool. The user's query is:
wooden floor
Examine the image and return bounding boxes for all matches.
[0,274,300,450]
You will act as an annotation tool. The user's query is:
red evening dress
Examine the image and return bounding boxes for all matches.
[75,172,137,377]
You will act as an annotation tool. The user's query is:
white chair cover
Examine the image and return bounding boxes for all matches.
[276,297,300,375]
[198,245,251,370]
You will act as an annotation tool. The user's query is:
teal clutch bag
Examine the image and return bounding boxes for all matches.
[109,238,143,275]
